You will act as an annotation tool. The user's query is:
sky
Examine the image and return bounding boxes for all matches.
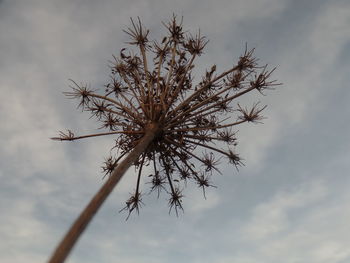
[1,0,350,262]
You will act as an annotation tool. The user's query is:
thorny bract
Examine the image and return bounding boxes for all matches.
[52,15,279,218]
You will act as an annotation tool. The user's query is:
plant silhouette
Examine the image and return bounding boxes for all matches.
[49,15,279,263]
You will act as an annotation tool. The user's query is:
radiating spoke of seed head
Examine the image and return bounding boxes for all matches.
[53,14,279,218]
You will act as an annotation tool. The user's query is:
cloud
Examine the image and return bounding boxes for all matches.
[227,178,350,263]
[241,180,328,240]
[0,195,51,263]
[186,186,221,214]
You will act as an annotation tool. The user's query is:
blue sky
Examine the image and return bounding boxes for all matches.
[1,0,350,262]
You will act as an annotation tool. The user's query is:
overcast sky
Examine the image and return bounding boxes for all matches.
[1,0,350,262]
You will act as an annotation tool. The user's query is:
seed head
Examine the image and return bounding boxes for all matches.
[52,15,279,217]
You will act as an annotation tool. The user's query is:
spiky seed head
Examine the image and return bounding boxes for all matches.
[52,15,279,217]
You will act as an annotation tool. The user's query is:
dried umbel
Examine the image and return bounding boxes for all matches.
[53,16,278,216]
[49,15,278,263]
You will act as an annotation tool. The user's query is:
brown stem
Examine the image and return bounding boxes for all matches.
[51,130,144,141]
[166,119,246,133]
[48,123,159,263]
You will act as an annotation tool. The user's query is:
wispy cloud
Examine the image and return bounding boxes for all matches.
[241,180,328,240]
[225,179,350,263]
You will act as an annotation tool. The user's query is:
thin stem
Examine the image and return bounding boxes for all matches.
[183,134,229,143]
[51,130,144,141]
[135,152,147,194]
[166,119,246,133]
[155,40,170,98]
[139,45,153,115]
[161,42,177,111]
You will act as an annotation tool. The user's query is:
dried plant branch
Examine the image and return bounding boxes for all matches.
[49,15,279,263]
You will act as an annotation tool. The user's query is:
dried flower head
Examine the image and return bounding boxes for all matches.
[52,15,279,217]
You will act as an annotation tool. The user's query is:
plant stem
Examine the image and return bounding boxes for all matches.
[48,123,159,263]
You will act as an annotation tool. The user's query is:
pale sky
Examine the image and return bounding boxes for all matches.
[1,0,350,262]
